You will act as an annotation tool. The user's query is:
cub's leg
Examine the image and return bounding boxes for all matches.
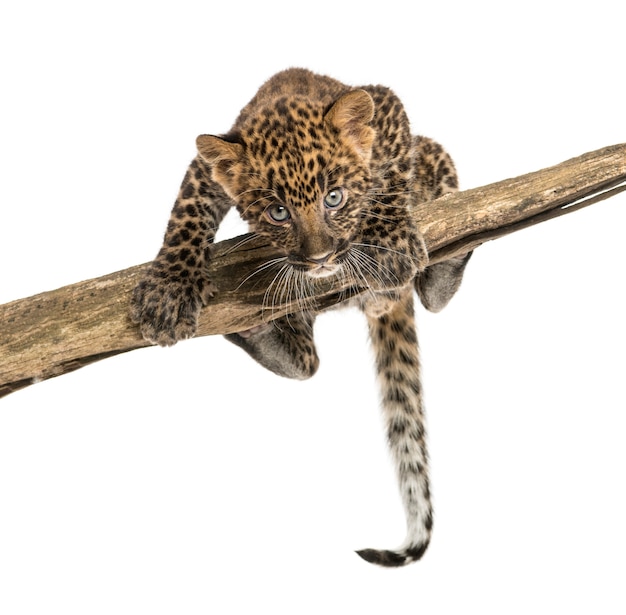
[358,289,433,567]
[411,135,472,312]
[131,156,233,346]
[225,312,319,380]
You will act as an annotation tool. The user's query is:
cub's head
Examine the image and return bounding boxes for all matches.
[196,90,374,280]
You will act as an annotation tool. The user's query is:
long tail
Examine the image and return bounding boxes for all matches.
[359,290,433,567]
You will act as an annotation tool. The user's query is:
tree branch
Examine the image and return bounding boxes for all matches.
[1,144,625,398]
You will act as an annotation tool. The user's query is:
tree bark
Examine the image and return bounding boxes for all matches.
[1,144,625,398]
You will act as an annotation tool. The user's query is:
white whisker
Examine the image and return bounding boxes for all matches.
[263,262,292,321]
[235,257,287,291]
[222,233,259,256]
[343,252,379,305]
[348,247,402,291]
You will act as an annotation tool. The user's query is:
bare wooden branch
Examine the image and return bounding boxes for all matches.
[1,144,625,398]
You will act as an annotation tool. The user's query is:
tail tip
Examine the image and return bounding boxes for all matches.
[355,543,429,567]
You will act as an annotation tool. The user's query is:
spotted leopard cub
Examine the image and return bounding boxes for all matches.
[131,68,470,567]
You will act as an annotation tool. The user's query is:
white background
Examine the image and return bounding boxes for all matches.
[1,2,625,613]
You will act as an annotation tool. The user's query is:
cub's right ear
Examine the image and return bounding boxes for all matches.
[196,134,243,166]
[196,135,244,195]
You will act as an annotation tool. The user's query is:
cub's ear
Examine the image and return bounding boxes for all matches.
[196,134,243,166]
[324,90,375,160]
[196,134,244,194]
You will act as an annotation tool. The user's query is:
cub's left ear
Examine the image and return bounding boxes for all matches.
[324,90,375,160]
[196,134,244,194]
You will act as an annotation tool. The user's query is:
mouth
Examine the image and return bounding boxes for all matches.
[287,255,342,279]
[306,262,341,279]
[305,250,345,279]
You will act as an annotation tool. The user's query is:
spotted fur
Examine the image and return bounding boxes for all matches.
[131,68,471,566]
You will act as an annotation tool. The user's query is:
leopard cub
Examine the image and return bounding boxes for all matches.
[131,68,470,566]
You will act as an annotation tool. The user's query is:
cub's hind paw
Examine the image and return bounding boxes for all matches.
[416,250,472,313]
[130,270,215,346]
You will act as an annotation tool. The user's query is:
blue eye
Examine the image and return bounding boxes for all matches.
[324,188,344,209]
[267,204,291,223]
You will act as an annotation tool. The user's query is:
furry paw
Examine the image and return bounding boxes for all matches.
[130,264,215,346]
[354,227,428,292]
[415,251,472,313]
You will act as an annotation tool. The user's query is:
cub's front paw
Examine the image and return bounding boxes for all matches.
[130,265,215,346]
